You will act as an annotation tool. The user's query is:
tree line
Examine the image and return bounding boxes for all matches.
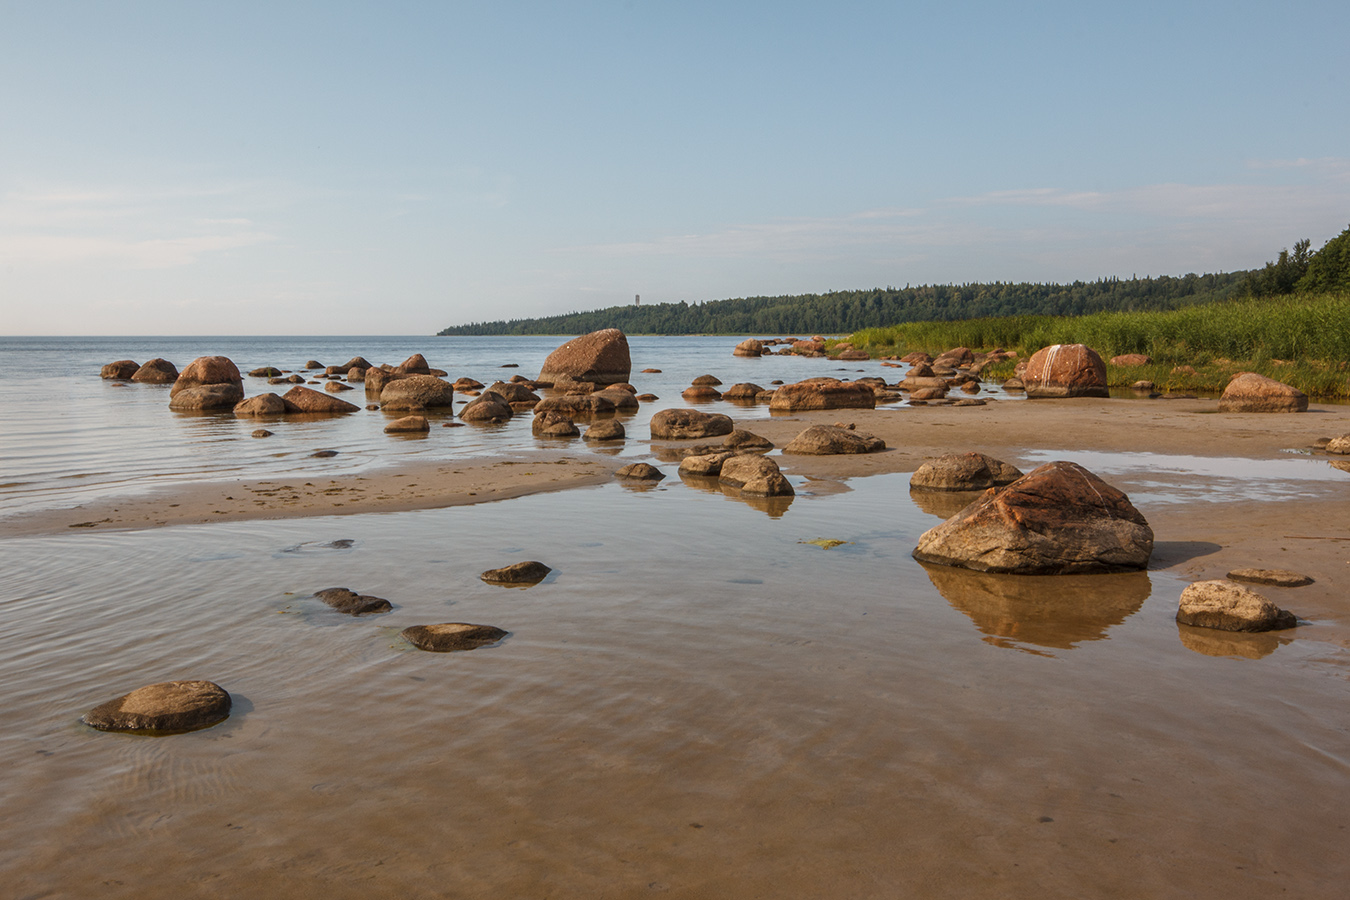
[1245,224,1350,297]
[438,272,1249,336]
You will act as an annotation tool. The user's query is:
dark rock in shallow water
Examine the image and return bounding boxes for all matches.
[81,680,231,735]
[251,429,274,438]
[616,462,665,480]
[480,561,552,584]
[402,623,508,652]
[314,587,392,615]
[311,449,339,458]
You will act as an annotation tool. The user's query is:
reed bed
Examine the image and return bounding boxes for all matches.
[848,292,1350,397]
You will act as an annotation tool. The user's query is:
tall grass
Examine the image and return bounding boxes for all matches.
[849,291,1350,397]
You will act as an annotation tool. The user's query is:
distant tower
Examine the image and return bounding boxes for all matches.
[635,294,641,306]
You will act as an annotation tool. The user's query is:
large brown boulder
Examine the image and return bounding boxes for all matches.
[910,452,1023,491]
[593,387,639,411]
[340,356,373,370]
[682,385,722,401]
[234,393,288,416]
[101,360,140,379]
[485,381,540,405]
[132,358,179,383]
[616,462,665,480]
[380,375,455,410]
[169,384,244,410]
[81,680,231,735]
[783,424,885,455]
[932,347,974,368]
[719,455,794,496]
[1176,580,1297,632]
[538,329,631,386]
[364,367,404,395]
[171,356,242,398]
[733,338,764,357]
[1218,372,1307,413]
[533,393,615,419]
[679,451,735,476]
[912,461,1153,574]
[649,408,734,439]
[768,379,877,412]
[722,382,764,401]
[397,353,431,374]
[1023,344,1108,398]
[282,385,360,413]
[584,420,625,441]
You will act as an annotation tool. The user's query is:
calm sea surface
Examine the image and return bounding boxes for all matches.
[1,336,1347,898]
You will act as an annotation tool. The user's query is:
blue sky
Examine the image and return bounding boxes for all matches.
[2,1,1347,334]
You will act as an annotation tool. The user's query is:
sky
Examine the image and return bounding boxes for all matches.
[2,1,1348,335]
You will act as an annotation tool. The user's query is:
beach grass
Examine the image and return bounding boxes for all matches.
[846,291,1350,398]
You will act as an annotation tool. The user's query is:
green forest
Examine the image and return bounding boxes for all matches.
[438,223,1350,337]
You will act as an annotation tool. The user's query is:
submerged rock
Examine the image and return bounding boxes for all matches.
[81,680,231,735]
[1226,567,1314,587]
[314,587,392,615]
[1176,580,1297,632]
[384,415,430,433]
[913,461,1153,574]
[402,623,508,652]
[480,561,552,584]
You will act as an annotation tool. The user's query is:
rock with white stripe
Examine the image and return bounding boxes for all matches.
[1024,344,1109,398]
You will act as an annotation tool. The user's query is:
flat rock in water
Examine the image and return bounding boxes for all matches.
[1226,567,1314,588]
[402,623,508,652]
[384,415,430,433]
[1177,580,1297,632]
[910,452,1023,491]
[81,680,231,735]
[480,560,552,584]
[168,383,244,410]
[783,424,885,455]
[314,587,392,615]
[679,451,735,476]
[768,379,876,412]
[282,385,360,413]
[311,449,339,458]
[616,462,665,480]
[913,461,1153,574]
[649,408,734,439]
[583,419,625,441]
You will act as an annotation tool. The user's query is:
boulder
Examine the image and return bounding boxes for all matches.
[1176,580,1297,632]
[723,429,773,451]
[1218,372,1308,413]
[282,386,360,413]
[538,329,631,386]
[733,338,764,357]
[249,366,282,377]
[170,356,243,399]
[616,463,665,480]
[791,340,825,356]
[485,381,540,404]
[910,452,1024,491]
[837,349,869,361]
[1111,354,1153,366]
[912,461,1153,574]
[692,374,723,386]
[768,379,877,412]
[532,410,580,437]
[364,367,404,395]
[533,393,615,419]
[1023,344,1109,398]
[1325,434,1350,454]
[100,360,140,379]
[339,356,373,370]
[252,429,273,438]
[584,420,625,441]
[592,387,639,411]
[908,388,947,401]
[682,385,723,401]
[303,360,324,369]
[314,587,393,616]
[384,415,430,433]
[380,375,455,410]
[402,623,508,652]
[81,680,231,735]
[718,455,794,496]
[459,392,513,423]
[1002,377,1025,391]
[168,384,244,410]
[323,381,354,393]
[650,408,734,439]
[722,382,764,401]
[348,368,369,381]
[933,347,975,368]
[234,393,288,416]
[454,377,485,391]
[397,353,431,374]
[783,424,886,455]
[679,451,735,476]
[132,358,179,383]
[481,561,552,584]
[1226,568,1313,588]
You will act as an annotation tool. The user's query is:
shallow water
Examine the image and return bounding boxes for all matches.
[2,474,1348,899]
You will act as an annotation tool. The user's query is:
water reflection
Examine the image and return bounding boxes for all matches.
[920,563,1151,654]
[909,488,986,519]
[1176,624,1290,659]
[677,471,795,518]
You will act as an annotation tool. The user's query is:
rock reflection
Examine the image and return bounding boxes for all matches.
[920,563,1150,654]
[678,471,794,518]
[909,488,986,519]
[1176,624,1289,659]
